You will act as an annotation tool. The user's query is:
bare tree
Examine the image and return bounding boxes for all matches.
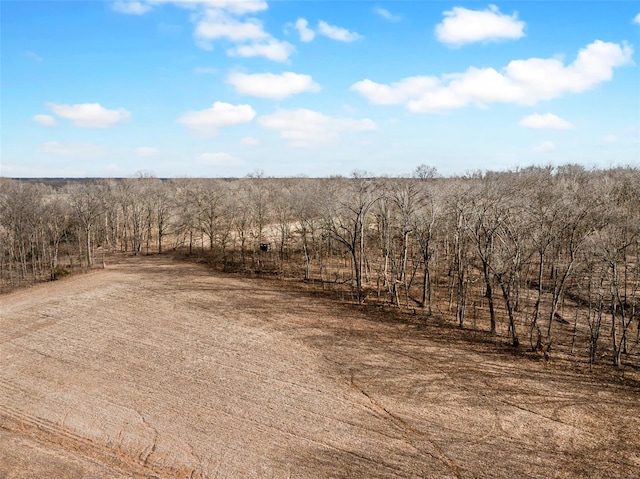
[385,179,423,307]
[465,177,506,334]
[194,179,226,252]
[540,172,604,356]
[291,179,324,281]
[325,172,379,303]
[489,191,533,347]
[272,182,294,268]
[69,182,104,267]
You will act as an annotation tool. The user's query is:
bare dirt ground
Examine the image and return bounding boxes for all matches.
[1,255,639,479]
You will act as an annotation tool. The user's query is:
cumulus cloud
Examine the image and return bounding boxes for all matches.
[182,1,294,62]
[258,108,376,147]
[351,40,633,112]
[177,101,256,136]
[227,39,295,62]
[603,134,619,144]
[294,18,315,42]
[518,113,573,130]
[194,9,269,45]
[123,0,268,15]
[351,77,439,105]
[196,152,244,167]
[136,147,159,157]
[317,21,362,42]
[241,136,259,146]
[111,1,152,15]
[161,0,268,15]
[112,0,292,61]
[46,102,130,127]
[227,71,320,99]
[634,13,640,24]
[32,114,57,127]
[533,141,556,153]
[435,5,525,46]
[39,141,106,158]
[374,7,401,22]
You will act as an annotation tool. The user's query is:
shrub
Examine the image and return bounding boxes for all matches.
[52,266,70,280]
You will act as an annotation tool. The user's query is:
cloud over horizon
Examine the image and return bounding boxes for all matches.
[352,40,634,112]
[45,102,131,128]
[258,108,376,147]
[178,101,256,136]
[519,113,574,130]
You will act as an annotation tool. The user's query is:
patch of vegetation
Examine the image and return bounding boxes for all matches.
[52,266,70,280]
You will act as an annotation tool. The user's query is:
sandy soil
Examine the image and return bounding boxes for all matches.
[1,255,638,479]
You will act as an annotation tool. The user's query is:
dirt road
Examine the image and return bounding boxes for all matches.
[1,255,638,478]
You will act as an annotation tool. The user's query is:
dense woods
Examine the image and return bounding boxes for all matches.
[1,165,639,369]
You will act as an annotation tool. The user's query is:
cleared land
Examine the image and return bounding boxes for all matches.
[1,255,639,479]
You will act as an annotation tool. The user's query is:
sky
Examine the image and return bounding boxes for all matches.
[1,0,639,178]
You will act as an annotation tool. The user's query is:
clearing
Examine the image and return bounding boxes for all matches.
[1,255,638,478]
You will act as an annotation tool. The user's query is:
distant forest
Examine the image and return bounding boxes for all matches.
[1,165,639,369]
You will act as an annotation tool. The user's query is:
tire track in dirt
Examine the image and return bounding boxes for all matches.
[348,371,463,479]
[0,257,440,478]
[1,255,639,479]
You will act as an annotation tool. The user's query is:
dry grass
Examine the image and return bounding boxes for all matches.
[1,254,638,478]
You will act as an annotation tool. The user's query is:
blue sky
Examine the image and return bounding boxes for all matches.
[1,0,638,177]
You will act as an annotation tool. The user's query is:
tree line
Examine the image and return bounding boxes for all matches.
[1,165,638,368]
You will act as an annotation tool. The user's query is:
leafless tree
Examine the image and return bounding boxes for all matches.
[325,172,379,303]
[69,182,104,267]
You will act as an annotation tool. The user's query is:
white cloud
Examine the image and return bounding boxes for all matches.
[111,1,152,15]
[39,141,106,158]
[258,108,376,147]
[194,9,268,45]
[227,71,320,99]
[112,0,269,16]
[317,21,362,42]
[374,7,401,22]
[241,136,259,146]
[46,102,131,128]
[518,113,573,130]
[216,0,268,15]
[32,114,57,127]
[177,101,256,136]
[351,40,633,112]
[435,5,525,46]
[634,13,640,24]
[136,0,268,15]
[188,2,294,62]
[227,39,295,62]
[136,147,160,157]
[533,141,556,153]
[294,18,315,42]
[351,77,439,105]
[160,0,268,15]
[114,1,291,61]
[603,134,619,144]
[196,152,244,167]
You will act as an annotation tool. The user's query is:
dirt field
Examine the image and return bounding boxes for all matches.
[1,255,639,479]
